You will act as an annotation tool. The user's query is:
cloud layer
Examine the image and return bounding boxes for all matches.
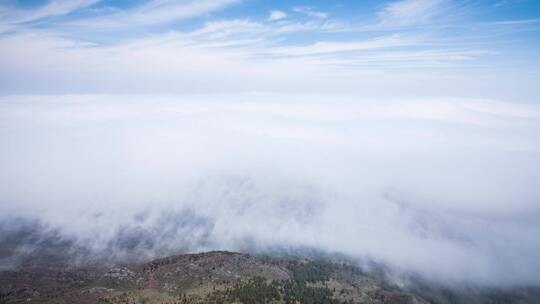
[1,94,539,286]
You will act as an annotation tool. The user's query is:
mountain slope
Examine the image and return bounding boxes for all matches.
[1,251,539,304]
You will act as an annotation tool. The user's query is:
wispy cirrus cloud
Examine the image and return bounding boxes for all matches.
[62,0,241,30]
[377,0,450,26]
[107,0,241,26]
[262,35,422,58]
[1,0,101,23]
[293,7,328,20]
[0,0,101,32]
[188,19,266,39]
[0,0,537,100]
[268,10,287,21]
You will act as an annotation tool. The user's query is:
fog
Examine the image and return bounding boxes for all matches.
[1,93,539,286]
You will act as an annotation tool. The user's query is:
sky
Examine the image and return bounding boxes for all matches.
[1,0,540,287]
[0,0,539,99]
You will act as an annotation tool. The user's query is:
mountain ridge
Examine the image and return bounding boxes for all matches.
[1,250,539,304]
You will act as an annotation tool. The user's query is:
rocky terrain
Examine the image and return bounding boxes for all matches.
[1,251,539,304]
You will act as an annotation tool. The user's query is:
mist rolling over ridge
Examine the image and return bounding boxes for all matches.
[1,94,539,286]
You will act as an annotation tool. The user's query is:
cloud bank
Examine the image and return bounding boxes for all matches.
[1,94,539,286]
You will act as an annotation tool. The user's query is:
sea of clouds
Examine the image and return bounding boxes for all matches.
[1,93,539,286]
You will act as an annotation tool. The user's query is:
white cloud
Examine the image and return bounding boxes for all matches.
[293,6,328,19]
[0,0,101,32]
[267,35,419,56]
[189,19,266,38]
[24,0,100,20]
[119,0,241,25]
[268,10,287,21]
[377,0,448,26]
[67,0,241,29]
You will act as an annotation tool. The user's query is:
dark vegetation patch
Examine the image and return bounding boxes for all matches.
[2,251,540,304]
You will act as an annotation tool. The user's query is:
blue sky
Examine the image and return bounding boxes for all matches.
[0,0,539,100]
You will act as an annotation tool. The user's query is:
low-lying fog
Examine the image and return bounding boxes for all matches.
[1,93,539,286]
